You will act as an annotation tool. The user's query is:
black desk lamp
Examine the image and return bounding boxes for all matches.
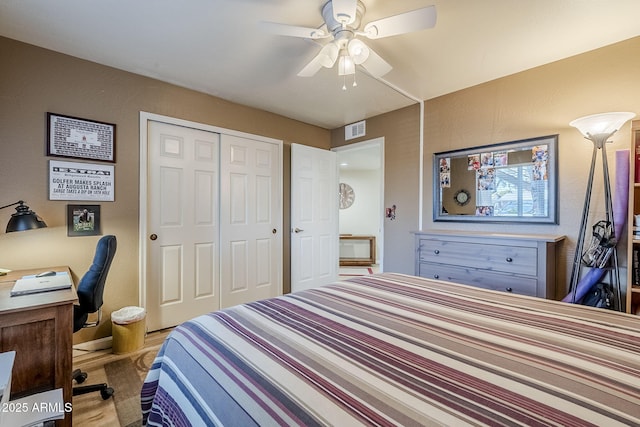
[0,201,47,232]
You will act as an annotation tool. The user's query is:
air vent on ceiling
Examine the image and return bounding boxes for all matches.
[345,120,366,140]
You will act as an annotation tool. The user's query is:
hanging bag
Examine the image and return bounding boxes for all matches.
[581,220,617,268]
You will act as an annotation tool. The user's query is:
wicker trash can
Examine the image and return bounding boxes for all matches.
[111,306,146,354]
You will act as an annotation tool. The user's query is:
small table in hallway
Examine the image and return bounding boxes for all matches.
[339,235,376,266]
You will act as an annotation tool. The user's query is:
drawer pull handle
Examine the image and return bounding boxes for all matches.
[505,287,513,292]
[434,249,440,254]
[433,274,439,279]
[505,257,513,262]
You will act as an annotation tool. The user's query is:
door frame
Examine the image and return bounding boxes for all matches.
[332,137,385,271]
[138,111,283,313]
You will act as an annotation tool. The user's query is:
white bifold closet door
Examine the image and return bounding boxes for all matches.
[219,133,282,308]
[145,119,281,331]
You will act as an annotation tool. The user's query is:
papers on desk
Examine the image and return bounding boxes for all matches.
[1,351,66,426]
[0,351,15,406]
[0,351,67,427]
[1,389,66,427]
[10,272,72,297]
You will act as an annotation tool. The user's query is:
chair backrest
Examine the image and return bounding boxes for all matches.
[76,235,117,314]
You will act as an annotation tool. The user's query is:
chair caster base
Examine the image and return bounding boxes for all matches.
[72,369,88,384]
[73,383,114,399]
[101,387,115,400]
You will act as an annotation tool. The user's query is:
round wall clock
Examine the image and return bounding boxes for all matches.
[454,189,470,206]
[339,182,355,209]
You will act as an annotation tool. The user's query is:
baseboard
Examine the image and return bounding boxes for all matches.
[73,336,113,351]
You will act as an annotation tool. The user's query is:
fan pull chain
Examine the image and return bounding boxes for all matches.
[341,74,358,90]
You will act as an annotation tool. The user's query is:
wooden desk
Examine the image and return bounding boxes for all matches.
[0,266,77,427]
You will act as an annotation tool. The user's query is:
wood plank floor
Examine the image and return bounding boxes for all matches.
[71,328,172,426]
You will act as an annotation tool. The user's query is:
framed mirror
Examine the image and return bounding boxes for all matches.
[434,135,558,224]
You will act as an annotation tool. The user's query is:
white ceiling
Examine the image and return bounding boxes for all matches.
[2,0,640,129]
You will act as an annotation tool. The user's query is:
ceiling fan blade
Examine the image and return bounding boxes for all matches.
[332,0,358,25]
[261,21,329,39]
[297,42,339,77]
[298,60,323,77]
[359,46,392,78]
[363,5,436,39]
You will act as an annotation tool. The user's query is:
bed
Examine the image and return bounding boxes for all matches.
[141,273,640,426]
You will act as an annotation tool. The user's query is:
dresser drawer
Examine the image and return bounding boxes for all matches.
[418,239,537,276]
[418,262,538,296]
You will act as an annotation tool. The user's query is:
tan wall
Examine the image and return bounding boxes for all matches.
[333,36,640,298]
[0,36,330,342]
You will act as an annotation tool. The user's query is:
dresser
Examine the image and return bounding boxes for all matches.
[414,231,565,299]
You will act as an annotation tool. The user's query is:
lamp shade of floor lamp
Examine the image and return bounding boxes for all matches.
[0,200,48,232]
[568,112,635,310]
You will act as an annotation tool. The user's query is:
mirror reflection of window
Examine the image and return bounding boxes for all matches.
[489,164,548,217]
[476,146,549,217]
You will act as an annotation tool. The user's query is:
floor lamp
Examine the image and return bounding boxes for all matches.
[568,112,635,311]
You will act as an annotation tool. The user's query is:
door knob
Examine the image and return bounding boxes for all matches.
[150,234,158,241]
[294,228,304,233]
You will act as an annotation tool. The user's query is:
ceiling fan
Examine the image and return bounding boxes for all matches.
[263,0,437,85]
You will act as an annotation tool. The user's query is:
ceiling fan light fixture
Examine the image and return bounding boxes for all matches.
[319,42,339,68]
[347,39,369,64]
[297,42,340,77]
[338,50,355,76]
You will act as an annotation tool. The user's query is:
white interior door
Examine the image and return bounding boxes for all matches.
[220,134,282,307]
[146,120,220,331]
[291,143,338,292]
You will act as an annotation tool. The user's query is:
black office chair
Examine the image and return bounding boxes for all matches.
[72,235,117,400]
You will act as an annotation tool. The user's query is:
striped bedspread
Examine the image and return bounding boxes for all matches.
[141,273,640,426]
